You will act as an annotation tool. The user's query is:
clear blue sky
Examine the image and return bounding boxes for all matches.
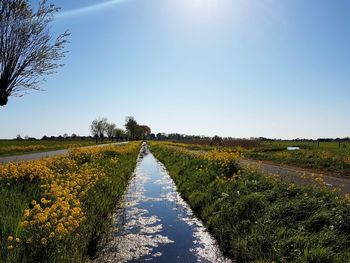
[1,0,349,139]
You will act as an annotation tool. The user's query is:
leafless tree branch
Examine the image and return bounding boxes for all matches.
[0,0,69,106]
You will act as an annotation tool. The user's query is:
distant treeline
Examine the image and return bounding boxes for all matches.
[11,131,350,145]
[152,133,350,142]
[258,137,350,142]
[152,134,260,148]
[151,134,350,148]
[12,135,95,141]
[151,133,211,141]
[176,138,261,148]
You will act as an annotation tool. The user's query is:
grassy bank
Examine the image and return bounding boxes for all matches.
[0,140,98,156]
[0,142,140,263]
[167,140,350,177]
[150,142,350,263]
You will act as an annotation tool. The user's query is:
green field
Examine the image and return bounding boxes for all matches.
[150,142,350,262]
[245,141,350,177]
[0,140,97,156]
[262,140,350,151]
[0,142,140,263]
[172,140,350,177]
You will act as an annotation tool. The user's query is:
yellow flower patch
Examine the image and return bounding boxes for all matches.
[1,142,140,249]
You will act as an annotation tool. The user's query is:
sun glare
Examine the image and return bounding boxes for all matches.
[187,0,219,17]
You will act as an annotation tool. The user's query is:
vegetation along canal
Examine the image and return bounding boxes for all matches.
[94,144,231,262]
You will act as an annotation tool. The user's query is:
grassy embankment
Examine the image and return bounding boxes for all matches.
[150,142,350,263]
[245,141,350,177]
[0,140,99,156]
[0,142,140,263]
[171,139,350,177]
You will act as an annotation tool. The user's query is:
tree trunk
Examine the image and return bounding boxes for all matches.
[0,90,8,106]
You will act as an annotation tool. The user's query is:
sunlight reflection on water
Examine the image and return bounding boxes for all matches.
[287,146,300,151]
[94,144,232,263]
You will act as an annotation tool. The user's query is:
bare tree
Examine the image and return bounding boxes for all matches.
[90,117,108,143]
[0,0,69,106]
[106,122,116,142]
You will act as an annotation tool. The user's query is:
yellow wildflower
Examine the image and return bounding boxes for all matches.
[41,237,47,245]
[23,209,30,217]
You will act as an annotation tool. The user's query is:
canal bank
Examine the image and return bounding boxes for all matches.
[94,144,230,262]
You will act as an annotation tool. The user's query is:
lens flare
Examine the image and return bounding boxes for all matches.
[57,0,131,18]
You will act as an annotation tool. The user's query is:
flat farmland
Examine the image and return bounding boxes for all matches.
[247,141,350,177]
[0,140,96,156]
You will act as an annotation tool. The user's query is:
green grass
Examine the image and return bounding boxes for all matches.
[245,141,350,176]
[0,181,41,261]
[150,142,350,263]
[0,142,140,263]
[0,140,98,156]
[165,140,350,176]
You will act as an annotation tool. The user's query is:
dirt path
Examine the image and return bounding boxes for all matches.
[0,142,128,164]
[239,159,350,194]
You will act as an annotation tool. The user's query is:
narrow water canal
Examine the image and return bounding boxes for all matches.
[94,145,231,263]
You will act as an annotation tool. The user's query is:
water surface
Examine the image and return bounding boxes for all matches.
[94,146,231,262]
[287,146,300,151]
